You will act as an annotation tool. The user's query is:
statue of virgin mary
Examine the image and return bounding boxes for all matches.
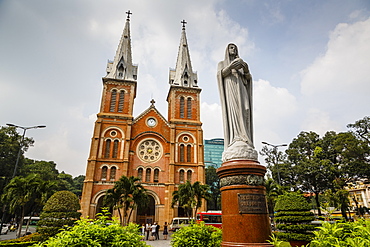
[217,43,258,162]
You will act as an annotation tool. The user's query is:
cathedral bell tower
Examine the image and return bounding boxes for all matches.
[166,20,205,203]
[80,11,137,218]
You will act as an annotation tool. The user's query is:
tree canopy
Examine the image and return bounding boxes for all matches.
[171,180,210,218]
[260,116,370,219]
[0,125,85,229]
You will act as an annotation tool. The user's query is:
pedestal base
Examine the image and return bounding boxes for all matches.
[217,160,273,247]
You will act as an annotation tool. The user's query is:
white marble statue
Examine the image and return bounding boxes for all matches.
[217,43,258,162]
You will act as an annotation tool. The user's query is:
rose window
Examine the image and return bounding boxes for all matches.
[138,139,162,163]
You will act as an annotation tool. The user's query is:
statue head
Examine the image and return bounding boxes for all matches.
[225,43,239,62]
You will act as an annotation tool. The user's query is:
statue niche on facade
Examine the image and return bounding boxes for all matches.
[217,43,258,162]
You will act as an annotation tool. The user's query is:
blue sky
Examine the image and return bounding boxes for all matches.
[0,0,369,176]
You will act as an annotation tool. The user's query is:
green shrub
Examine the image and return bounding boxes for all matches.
[171,221,222,247]
[274,192,315,242]
[33,211,149,247]
[310,219,370,247]
[37,191,81,241]
[274,193,312,212]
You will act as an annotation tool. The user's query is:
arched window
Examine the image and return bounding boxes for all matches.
[118,91,124,112]
[179,144,185,162]
[145,168,151,182]
[187,97,192,118]
[154,169,159,183]
[187,170,192,182]
[138,168,143,181]
[180,96,185,118]
[186,145,191,162]
[101,166,108,180]
[179,170,185,183]
[112,140,119,158]
[104,139,111,158]
[109,89,117,112]
[110,167,116,181]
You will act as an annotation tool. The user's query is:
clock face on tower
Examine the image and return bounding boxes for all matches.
[147,117,157,127]
[137,139,162,163]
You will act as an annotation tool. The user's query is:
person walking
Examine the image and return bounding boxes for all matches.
[155,223,160,240]
[163,222,168,240]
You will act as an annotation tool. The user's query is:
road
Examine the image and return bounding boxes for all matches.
[0,226,36,241]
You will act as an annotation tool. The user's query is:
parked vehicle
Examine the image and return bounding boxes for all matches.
[21,216,39,236]
[169,217,194,232]
[1,225,8,235]
[23,216,40,226]
[196,211,222,229]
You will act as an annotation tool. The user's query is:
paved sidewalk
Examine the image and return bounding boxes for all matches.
[144,231,173,247]
[145,238,171,247]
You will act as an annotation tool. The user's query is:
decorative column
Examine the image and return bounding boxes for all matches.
[217,160,272,246]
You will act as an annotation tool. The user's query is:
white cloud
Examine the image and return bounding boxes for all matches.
[300,17,370,132]
[301,18,370,96]
[301,108,341,136]
[253,79,298,145]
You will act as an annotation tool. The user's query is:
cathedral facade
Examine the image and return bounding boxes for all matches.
[80,15,205,225]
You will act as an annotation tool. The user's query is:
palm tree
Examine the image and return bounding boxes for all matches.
[171,181,210,218]
[127,187,149,223]
[23,179,59,233]
[104,175,148,225]
[1,174,42,238]
[193,181,211,217]
[172,181,195,218]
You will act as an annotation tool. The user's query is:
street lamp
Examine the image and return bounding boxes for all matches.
[6,124,46,177]
[261,142,287,185]
[0,124,46,233]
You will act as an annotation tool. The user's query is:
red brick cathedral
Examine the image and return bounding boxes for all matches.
[80,15,205,225]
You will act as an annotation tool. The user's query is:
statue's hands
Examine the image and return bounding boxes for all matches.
[222,58,248,77]
[230,58,243,69]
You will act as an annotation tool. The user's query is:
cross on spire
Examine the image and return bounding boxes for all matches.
[126,10,132,20]
[150,99,156,106]
[181,20,187,30]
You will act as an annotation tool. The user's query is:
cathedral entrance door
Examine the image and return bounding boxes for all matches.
[137,195,155,224]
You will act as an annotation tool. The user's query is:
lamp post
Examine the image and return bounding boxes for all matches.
[261,142,287,185]
[0,123,46,233]
[6,124,46,177]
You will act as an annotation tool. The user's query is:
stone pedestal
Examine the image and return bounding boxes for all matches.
[217,160,273,247]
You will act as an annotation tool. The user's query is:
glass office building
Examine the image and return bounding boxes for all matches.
[204,138,224,168]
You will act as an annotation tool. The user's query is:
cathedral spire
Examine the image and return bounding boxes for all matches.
[169,20,198,88]
[106,10,137,81]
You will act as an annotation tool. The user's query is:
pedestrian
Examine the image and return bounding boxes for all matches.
[151,222,157,241]
[155,223,160,240]
[146,223,151,240]
[141,223,145,240]
[163,222,168,240]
